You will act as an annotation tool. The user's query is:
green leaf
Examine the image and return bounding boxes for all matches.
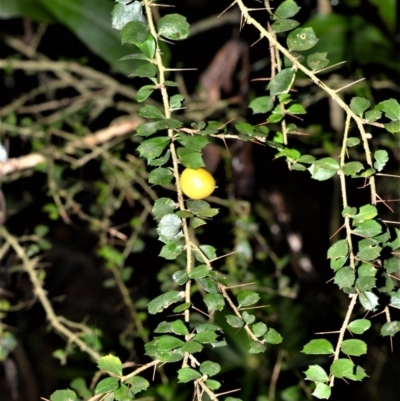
[112,0,144,30]
[188,265,210,279]
[327,239,349,260]
[157,335,184,351]
[242,311,256,324]
[191,217,206,229]
[252,322,268,337]
[50,390,78,401]
[302,339,334,355]
[346,365,368,382]
[149,168,173,185]
[97,355,122,376]
[272,19,300,33]
[348,319,371,334]
[136,85,155,102]
[342,161,364,176]
[357,239,382,261]
[249,96,274,114]
[359,291,379,311]
[342,206,357,218]
[94,378,119,395]
[308,157,339,181]
[203,293,225,312]
[312,383,331,399]
[248,341,267,354]
[384,257,400,273]
[121,21,148,45]
[384,120,400,133]
[264,328,283,344]
[236,122,255,136]
[170,94,185,109]
[297,154,315,164]
[334,266,355,289]
[304,365,329,383]
[181,341,203,353]
[307,52,329,70]
[139,105,164,119]
[186,200,219,218]
[267,69,296,96]
[159,243,183,260]
[0,0,55,22]
[152,198,176,218]
[157,214,182,240]
[365,110,382,123]
[226,315,244,328]
[193,330,218,344]
[237,291,260,307]
[200,361,221,377]
[196,277,219,293]
[194,245,217,261]
[287,103,306,114]
[173,302,191,313]
[346,137,360,147]
[341,339,367,356]
[177,148,204,169]
[177,368,202,383]
[205,379,221,390]
[355,276,376,291]
[353,204,378,224]
[137,137,170,161]
[125,376,150,395]
[176,135,209,151]
[172,270,188,285]
[353,220,382,238]
[373,150,389,172]
[154,321,172,334]
[330,359,354,379]
[274,0,301,19]
[158,14,189,40]
[287,27,319,51]
[376,98,400,120]
[350,97,371,117]
[148,291,183,314]
[381,321,400,336]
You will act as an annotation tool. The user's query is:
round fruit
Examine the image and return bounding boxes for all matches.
[180,168,216,200]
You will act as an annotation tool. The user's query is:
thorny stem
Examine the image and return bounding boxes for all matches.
[235,0,377,204]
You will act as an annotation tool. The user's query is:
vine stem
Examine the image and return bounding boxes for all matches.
[329,293,358,387]
[0,226,101,361]
[143,1,193,326]
[234,0,377,205]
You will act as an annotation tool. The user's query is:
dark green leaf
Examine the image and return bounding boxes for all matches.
[137,137,170,161]
[170,94,185,109]
[176,135,209,151]
[125,376,149,395]
[136,85,155,102]
[139,105,164,119]
[272,19,300,33]
[159,243,183,260]
[307,52,329,70]
[203,293,225,312]
[148,291,183,314]
[353,220,382,237]
[353,204,378,224]
[267,68,296,96]
[188,265,210,279]
[355,276,376,291]
[157,335,185,351]
[327,239,349,260]
[172,270,188,285]
[381,321,400,336]
[357,239,382,261]
[236,122,255,136]
[248,341,267,354]
[121,21,148,45]
[94,378,119,395]
[334,266,355,289]
[181,341,203,353]
[274,0,301,19]
[173,302,191,313]
[384,257,400,273]
[177,147,204,169]
[350,97,371,117]
[196,277,219,293]
[158,14,189,40]
[152,198,176,219]
[177,368,202,383]
[193,331,218,344]
[226,315,244,328]
[249,96,274,114]
[237,291,260,307]
[148,168,173,185]
[287,27,319,51]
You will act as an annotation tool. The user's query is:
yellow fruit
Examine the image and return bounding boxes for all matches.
[180,168,216,200]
